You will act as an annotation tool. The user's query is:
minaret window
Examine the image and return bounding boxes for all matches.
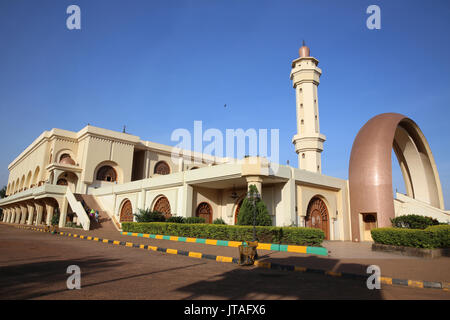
[301,119,304,125]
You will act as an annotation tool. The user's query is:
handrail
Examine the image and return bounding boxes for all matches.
[65,189,91,230]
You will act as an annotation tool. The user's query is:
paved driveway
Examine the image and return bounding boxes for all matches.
[0,225,448,300]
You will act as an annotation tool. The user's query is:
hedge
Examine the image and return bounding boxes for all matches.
[122,222,325,246]
[371,225,450,249]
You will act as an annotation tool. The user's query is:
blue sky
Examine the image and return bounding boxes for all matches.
[0,0,449,207]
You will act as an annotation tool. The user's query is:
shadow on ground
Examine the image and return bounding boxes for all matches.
[176,255,383,300]
[0,256,123,299]
[258,252,371,276]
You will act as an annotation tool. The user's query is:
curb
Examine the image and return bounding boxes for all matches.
[120,231,328,256]
[13,225,450,292]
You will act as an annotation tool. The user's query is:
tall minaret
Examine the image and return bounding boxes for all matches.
[291,42,326,173]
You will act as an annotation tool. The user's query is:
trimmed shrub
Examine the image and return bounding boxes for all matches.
[237,185,272,226]
[213,218,226,225]
[425,225,450,248]
[184,217,205,224]
[390,214,440,230]
[371,226,450,249]
[133,209,165,222]
[121,222,325,246]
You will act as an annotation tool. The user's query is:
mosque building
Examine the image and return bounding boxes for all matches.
[1,44,448,241]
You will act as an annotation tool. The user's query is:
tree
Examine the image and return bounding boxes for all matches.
[0,186,6,199]
[0,186,5,219]
[236,185,272,226]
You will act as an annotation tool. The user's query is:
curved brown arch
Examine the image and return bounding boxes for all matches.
[349,113,444,241]
[96,165,117,182]
[234,198,244,224]
[305,197,329,240]
[154,161,171,175]
[153,196,172,218]
[120,199,133,222]
[196,202,213,224]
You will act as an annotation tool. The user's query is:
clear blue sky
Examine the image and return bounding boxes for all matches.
[0,0,449,208]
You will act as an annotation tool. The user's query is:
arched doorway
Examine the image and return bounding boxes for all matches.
[120,199,133,222]
[305,197,329,240]
[153,196,172,219]
[234,199,243,224]
[196,202,212,224]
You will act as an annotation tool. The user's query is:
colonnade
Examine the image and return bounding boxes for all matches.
[1,200,58,227]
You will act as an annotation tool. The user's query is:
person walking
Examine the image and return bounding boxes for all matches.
[95,211,99,223]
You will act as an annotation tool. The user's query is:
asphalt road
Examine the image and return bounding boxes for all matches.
[0,225,448,300]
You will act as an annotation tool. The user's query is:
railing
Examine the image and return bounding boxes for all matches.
[65,189,90,230]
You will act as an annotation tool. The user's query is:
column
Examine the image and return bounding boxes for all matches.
[10,209,15,223]
[58,198,68,228]
[7,209,13,223]
[35,202,44,225]
[45,203,55,226]
[27,204,35,225]
[138,190,146,211]
[245,176,263,196]
[180,184,193,218]
[2,209,7,222]
[20,205,28,224]
[281,177,296,227]
[15,207,21,224]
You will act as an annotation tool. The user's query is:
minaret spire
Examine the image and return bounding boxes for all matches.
[290,43,326,173]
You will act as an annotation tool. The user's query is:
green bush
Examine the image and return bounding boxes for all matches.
[51,213,59,226]
[371,226,450,249]
[122,222,325,246]
[166,216,185,223]
[237,185,272,226]
[184,217,205,224]
[390,214,440,229]
[65,221,83,229]
[425,225,450,248]
[212,218,226,225]
[133,209,165,222]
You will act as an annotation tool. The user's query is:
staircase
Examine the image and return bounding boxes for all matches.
[395,193,450,223]
[73,194,118,231]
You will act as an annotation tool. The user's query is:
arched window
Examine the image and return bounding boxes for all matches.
[154,161,170,175]
[60,153,71,161]
[196,202,212,224]
[96,166,117,182]
[153,196,171,218]
[57,178,68,186]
